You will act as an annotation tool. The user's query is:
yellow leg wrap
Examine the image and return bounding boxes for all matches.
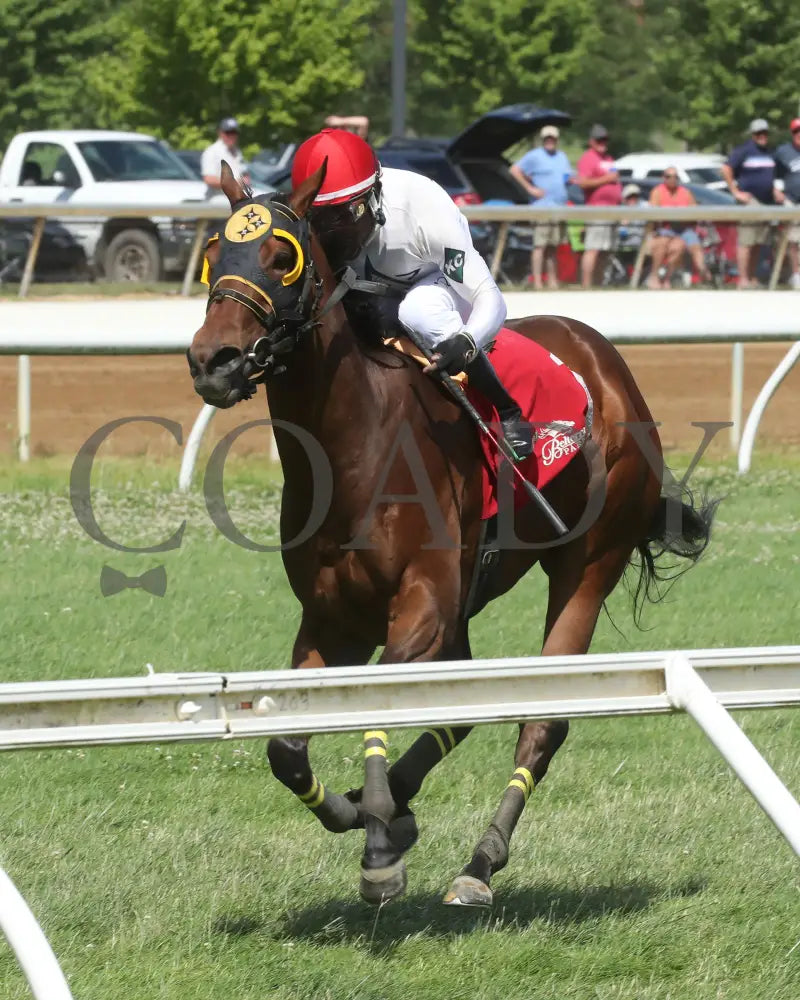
[426,729,447,758]
[507,767,535,801]
[298,775,326,809]
[364,730,388,758]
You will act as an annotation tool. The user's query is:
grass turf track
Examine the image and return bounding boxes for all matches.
[0,455,798,1000]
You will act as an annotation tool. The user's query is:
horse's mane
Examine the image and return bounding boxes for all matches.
[341,290,402,348]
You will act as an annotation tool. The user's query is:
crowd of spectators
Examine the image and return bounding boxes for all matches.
[202,112,800,290]
[511,117,800,289]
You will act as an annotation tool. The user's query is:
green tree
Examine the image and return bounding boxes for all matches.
[403,0,669,153]
[124,0,379,150]
[0,0,133,148]
[654,0,800,150]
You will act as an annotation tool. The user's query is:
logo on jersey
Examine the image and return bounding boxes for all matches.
[444,247,465,283]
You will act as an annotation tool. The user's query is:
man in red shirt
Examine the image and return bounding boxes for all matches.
[575,124,622,288]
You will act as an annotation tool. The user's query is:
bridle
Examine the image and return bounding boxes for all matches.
[202,192,390,380]
[203,195,322,377]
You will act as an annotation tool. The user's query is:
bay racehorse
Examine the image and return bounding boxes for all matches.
[187,163,714,907]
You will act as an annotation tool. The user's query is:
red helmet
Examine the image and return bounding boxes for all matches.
[291,129,379,206]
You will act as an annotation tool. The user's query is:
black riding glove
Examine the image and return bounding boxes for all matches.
[426,332,478,376]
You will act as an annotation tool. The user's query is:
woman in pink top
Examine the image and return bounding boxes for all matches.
[575,124,623,288]
[648,169,712,288]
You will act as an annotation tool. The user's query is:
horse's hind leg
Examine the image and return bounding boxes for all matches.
[445,543,631,907]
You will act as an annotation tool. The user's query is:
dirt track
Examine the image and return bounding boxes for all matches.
[0,343,798,459]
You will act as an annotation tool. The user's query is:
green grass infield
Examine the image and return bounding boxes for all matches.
[0,455,798,999]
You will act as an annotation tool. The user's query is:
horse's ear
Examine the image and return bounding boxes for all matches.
[220,161,247,207]
[289,158,328,218]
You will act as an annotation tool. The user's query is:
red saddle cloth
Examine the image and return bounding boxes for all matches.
[467,327,592,520]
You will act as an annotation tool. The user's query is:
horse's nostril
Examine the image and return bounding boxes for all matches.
[207,346,244,376]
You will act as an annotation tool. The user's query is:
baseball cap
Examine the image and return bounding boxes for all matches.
[749,117,769,133]
[218,117,240,133]
[590,124,609,140]
[790,118,800,133]
[622,183,641,199]
[540,125,560,139]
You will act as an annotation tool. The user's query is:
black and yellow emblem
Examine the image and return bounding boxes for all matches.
[224,203,273,243]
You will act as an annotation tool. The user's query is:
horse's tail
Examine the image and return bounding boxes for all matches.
[629,477,719,625]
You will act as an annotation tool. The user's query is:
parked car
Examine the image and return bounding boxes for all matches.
[613,152,727,190]
[175,150,202,177]
[0,221,87,284]
[0,131,229,282]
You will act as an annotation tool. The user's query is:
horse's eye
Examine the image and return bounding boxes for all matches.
[274,254,292,270]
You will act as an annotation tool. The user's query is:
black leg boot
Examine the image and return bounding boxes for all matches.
[464,350,533,460]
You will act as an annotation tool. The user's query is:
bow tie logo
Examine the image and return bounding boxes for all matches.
[100,565,167,598]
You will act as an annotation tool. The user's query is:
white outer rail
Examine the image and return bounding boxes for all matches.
[0,646,798,748]
[1,645,799,997]
[0,291,797,476]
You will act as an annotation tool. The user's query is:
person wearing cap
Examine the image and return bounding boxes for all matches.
[721,118,783,288]
[773,118,800,289]
[510,125,573,289]
[201,117,250,195]
[647,168,712,288]
[575,124,622,288]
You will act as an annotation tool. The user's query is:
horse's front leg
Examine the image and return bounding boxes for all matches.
[267,617,375,834]
[359,576,455,904]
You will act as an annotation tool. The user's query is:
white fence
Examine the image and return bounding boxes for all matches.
[2,645,800,1000]
[1,290,797,474]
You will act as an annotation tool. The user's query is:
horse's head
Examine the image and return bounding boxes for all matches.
[188,160,326,407]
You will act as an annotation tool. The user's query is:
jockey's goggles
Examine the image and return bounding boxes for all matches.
[309,184,384,232]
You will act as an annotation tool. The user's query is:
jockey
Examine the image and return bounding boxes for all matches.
[291,129,533,459]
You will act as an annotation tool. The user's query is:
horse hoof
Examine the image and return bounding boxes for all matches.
[359,859,407,905]
[442,875,493,908]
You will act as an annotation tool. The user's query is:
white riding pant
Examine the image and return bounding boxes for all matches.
[396,271,470,350]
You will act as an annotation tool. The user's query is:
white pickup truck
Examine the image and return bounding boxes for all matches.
[0,130,230,282]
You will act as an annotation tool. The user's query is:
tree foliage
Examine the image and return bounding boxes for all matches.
[1,1,799,155]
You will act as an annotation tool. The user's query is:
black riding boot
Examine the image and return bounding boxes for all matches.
[464,350,533,460]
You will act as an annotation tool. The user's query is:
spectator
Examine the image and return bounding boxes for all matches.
[647,168,712,288]
[721,118,783,288]
[773,117,800,289]
[201,117,250,195]
[575,124,622,288]
[618,182,648,249]
[510,125,573,289]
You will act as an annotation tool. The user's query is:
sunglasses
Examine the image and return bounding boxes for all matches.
[664,173,678,179]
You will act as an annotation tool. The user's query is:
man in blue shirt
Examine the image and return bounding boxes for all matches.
[722,118,783,288]
[511,125,573,289]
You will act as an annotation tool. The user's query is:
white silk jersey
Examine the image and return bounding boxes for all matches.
[350,167,507,349]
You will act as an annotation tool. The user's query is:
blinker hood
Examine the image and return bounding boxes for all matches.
[204,194,311,317]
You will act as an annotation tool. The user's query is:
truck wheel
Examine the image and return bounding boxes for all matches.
[103,229,161,282]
